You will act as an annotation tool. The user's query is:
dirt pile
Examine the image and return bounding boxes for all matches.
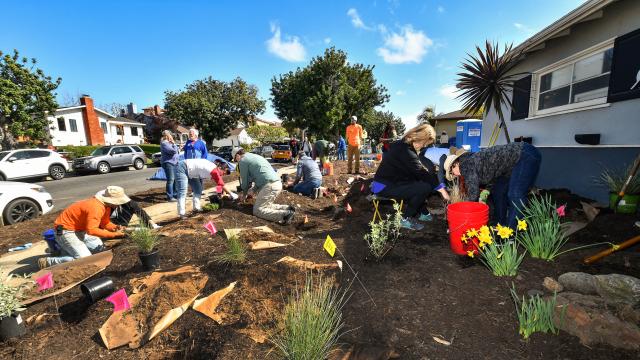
[24,264,101,299]
[238,229,294,244]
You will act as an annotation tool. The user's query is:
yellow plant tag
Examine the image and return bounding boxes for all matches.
[323,235,336,257]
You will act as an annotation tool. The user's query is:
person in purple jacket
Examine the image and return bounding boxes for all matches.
[183,128,208,159]
[160,130,179,201]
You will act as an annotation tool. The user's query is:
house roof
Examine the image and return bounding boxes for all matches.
[229,128,246,136]
[109,117,146,126]
[432,110,480,121]
[513,0,614,55]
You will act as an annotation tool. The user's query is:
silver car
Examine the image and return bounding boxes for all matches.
[73,145,147,174]
[251,145,274,158]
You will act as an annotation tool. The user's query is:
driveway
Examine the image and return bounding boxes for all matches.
[36,167,160,209]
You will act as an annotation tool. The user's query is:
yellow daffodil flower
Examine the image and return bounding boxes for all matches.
[466,250,475,258]
[478,232,492,245]
[479,225,490,235]
[461,234,468,243]
[517,219,527,231]
[497,226,514,239]
[466,228,479,238]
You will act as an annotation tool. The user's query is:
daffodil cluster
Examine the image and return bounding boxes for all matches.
[461,220,528,257]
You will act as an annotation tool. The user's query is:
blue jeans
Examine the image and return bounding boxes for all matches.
[46,230,104,266]
[338,149,346,161]
[162,162,177,200]
[293,179,322,196]
[176,161,204,215]
[491,143,541,229]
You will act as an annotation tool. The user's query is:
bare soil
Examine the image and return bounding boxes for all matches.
[23,264,101,299]
[1,161,639,359]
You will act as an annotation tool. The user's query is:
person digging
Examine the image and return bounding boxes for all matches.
[292,151,323,199]
[233,148,295,225]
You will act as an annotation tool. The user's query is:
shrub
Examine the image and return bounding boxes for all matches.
[272,274,348,360]
[214,235,246,264]
[516,195,567,261]
[364,203,402,260]
[0,275,31,319]
[511,285,564,340]
[138,144,162,156]
[130,226,159,254]
[58,145,101,159]
[464,224,526,276]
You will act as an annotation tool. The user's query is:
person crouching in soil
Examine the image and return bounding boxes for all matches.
[442,142,541,229]
[38,186,129,268]
[176,158,237,219]
[292,152,323,199]
[372,124,450,231]
[233,148,295,225]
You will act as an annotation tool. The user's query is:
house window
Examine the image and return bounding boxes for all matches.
[534,45,613,116]
[57,118,66,131]
[69,119,78,132]
[131,126,139,136]
[100,122,108,134]
[116,125,124,135]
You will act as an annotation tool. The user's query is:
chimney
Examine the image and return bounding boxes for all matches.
[79,95,105,145]
[127,102,137,116]
[154,105,162,116]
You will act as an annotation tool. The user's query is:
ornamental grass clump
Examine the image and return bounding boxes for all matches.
[214,234,246,265]
[364,203,403,260]
[272,274,348,360]
[510,285,564,340]
[0,275,31,319]
[463,223,526,276]
[516,195,567,261]
[130,226,159,254]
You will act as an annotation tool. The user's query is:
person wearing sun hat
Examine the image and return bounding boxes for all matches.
[442,142,541,229]
[38,186,129,268]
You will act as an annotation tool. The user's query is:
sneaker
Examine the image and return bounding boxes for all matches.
[418,213,433,222]
[168,198,177,203]
[312,187,320,199]
[37,257,49,269]
[282,210,295,225]
[151,222,162,230]
[400,217,424,231]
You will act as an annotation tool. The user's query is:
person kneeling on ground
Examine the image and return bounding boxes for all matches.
[292,152,323,199]
[176,158,238,218]
[372,124,449,231]
[442,142,541,229]
[38,186,129,268]
[233,148,294,225]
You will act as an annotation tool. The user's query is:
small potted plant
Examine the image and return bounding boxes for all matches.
[130,226,160,270]
[597,164,640,214]
[0,279,28,340]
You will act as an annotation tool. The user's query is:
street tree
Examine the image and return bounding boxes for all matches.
[416,105,436,126]
[271,47,389,139]
[164,77,266,143]
[0,50,61,150]
[360,110,406,146]
[246,125,288,146]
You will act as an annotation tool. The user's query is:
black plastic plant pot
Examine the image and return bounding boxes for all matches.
[208,194,221,205]
[80,277,114,303]
[236,185,242,192]
[0,313,27,341]
[139,249,160,271]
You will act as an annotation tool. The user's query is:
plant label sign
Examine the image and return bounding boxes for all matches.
[323,235,336,257]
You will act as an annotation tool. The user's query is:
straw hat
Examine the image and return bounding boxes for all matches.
[443,147,468,181]
[95,186,131,205]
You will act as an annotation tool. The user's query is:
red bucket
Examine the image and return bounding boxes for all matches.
[447,202,489,255]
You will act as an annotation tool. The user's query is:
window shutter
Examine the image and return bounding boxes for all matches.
[608,27,640,103]
[510,75,532,120]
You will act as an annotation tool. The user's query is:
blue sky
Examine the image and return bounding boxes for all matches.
[2,0,585,127]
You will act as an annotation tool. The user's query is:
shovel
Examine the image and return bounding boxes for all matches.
[612,152,640,212]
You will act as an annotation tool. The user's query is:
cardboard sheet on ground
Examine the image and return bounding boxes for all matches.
[98,265,208,349]
[562,202,601,237]
[192,281,236,323]
[276,256,341,271]
[1,241,49,284]
[224,226,290,250]
[22,251,113,305]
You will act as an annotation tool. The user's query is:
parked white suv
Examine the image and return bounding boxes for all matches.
[0,149,69,181]
[0,181,54,225]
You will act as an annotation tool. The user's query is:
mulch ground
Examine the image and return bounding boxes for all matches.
[1,160,639,359]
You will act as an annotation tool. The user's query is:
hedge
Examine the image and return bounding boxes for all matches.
[138,144,161,156]
[57,145,101,159]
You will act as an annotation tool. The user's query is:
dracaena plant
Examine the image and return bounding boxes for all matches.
[456,41,522,144]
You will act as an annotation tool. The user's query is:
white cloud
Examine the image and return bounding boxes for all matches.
[513,22,534,33]
[395,90,406,96]
[439,84,458,99]
[324,37,331,44]
[376,26,433,64]
[266,23,306,62]
[347,8,373,30]
[401,110,422,129]
[437,6,445,13]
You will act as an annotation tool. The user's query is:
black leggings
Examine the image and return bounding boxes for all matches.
[111,201,153,227]
[378,181,433,218]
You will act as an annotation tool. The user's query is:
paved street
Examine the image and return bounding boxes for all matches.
[36,167,160,209]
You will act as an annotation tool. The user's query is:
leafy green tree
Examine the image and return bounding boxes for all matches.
[246,125,288,146]
[360,110,405,145]
[164,77,266,143]
[0,50,61,150]
[271,47,389,138]
[416,105,436,126]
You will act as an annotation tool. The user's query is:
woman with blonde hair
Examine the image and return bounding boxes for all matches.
[160,130,179,201]
[371,123,449,230]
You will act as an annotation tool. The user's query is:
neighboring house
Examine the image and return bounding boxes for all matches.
[47,95,145,147]
[211,128,253,147]
[481,0,640,203]
[135,104,188,144]
[431,110,480,143]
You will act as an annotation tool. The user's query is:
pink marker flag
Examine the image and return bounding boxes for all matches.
[216,185,223,193]
[346,203,353,213]
[204,220,217,235]
[360,183,365,192]
[106,289,131,312]
[556,204,566,217]
[35,272,54,292]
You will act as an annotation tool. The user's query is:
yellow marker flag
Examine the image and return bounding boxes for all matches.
[323,235,336,257]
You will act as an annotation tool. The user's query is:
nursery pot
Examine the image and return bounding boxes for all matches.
[447,202,489,255]
[80,277,114,303]
[609,192,639,214]
[208,194,221,205]
[0,313,26,341]
[139,249,160,271]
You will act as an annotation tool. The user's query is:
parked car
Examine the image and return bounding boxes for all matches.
[151,152,162,165]
[251,145,274,158]
[271,145,292,162]
[213,146,235,161]
[0,181,53,225]
[72,145,147,174]
[0,149,69,181]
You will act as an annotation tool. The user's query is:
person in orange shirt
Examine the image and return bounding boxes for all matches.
[345,115,364,174]
[38,186,128,268]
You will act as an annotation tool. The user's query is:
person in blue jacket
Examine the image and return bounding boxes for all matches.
[337,135,346,161]
[183,128,208,159]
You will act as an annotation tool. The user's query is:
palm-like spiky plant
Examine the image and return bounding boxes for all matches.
[456,41,522,144]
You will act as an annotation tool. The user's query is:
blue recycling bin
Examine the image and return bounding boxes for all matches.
[455,120,483,152]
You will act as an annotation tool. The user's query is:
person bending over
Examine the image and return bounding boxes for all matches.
[176,158,237,218]
[292,152,323,199]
